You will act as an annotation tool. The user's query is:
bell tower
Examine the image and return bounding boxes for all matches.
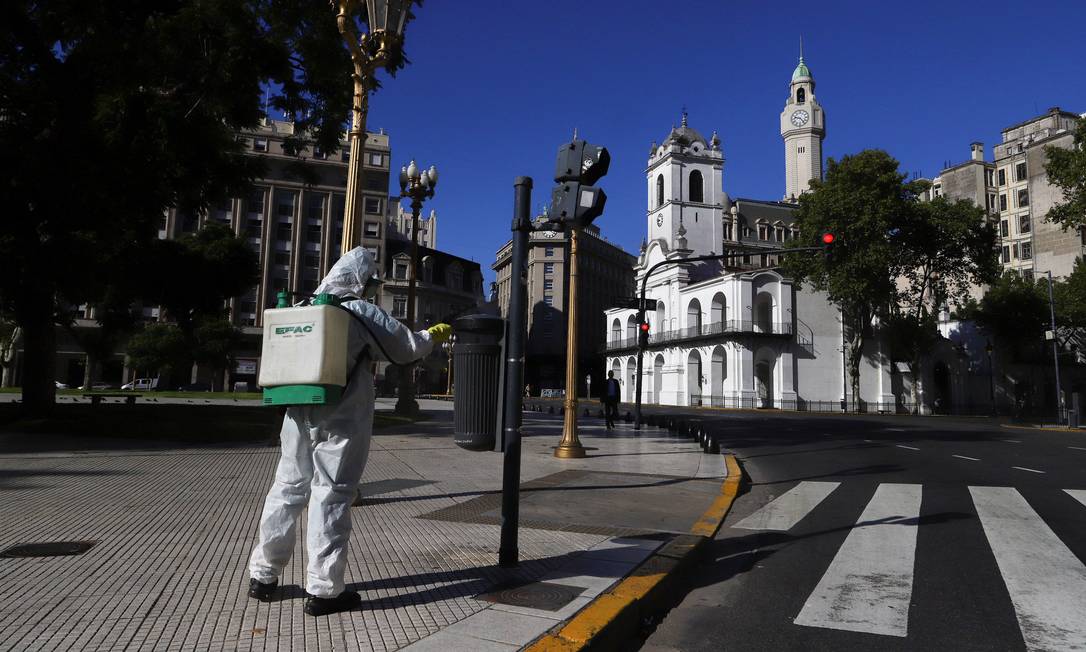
[645,112,725,256]
[780,44,825,201]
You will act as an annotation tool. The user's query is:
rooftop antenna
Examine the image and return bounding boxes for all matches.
[263,87,270,118]
[572,127,578,141]
[681,105,688,127]
[799,35,804,62]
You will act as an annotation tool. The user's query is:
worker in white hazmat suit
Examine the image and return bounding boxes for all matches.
[247,247,452,616]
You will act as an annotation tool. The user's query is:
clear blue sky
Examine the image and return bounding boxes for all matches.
[359,0,1086,288]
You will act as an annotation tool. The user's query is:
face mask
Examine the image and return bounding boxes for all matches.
[362,278,383,300]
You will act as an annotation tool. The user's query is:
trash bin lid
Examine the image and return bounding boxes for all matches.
[453,313,506,336]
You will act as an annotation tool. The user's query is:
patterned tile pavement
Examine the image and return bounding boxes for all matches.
[0,406,724,651]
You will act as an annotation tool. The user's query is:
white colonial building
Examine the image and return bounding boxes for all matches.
[604,56,900,411]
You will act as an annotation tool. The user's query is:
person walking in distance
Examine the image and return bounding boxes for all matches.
[603,370,621,430]
[247,248,452,616]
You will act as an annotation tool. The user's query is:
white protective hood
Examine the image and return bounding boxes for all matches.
[314,247,380,298]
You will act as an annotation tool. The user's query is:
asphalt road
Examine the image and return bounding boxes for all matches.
[637,411,1086,652]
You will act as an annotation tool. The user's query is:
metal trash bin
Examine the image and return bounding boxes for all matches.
[452,314,506,451]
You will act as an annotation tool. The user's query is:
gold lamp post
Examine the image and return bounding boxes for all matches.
[335,0,411,255]
[555,226,587,458]
[394,160,437,415]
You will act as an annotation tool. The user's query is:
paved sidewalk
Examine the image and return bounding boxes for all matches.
[0,406,726,651]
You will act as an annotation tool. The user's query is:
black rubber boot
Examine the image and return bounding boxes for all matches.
[248,578,277,601]
[304,590,362,616]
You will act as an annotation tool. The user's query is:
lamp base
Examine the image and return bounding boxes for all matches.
[553,443,587,459]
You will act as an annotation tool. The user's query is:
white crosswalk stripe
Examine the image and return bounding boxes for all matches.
[794,483,922,637]
[1066,489,1086,509]
[732,481,840,531]
[970,486,1086,652]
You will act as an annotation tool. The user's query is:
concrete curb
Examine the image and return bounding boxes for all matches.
[524,454,744,651]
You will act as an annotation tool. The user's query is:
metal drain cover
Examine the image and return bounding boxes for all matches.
[0,541,96,558]
[476,581,584,611]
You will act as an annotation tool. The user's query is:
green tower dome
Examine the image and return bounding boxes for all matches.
[792,56,811,80]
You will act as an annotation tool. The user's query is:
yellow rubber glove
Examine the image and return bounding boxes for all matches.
[427,323,452,344]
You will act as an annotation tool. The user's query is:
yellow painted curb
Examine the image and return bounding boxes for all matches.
[524,454,744,651]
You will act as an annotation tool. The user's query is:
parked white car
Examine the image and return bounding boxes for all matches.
[121,378,158,391]
[54,381,68,389]
[79,383,112,391]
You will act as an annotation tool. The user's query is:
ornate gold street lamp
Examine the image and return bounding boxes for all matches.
[394,159,438,415]
[334,0,411,255]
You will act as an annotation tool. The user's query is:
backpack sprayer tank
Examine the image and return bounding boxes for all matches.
[258,292,351,406]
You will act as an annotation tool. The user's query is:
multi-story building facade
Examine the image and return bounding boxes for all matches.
[492,219,636,396]
[992,107,1083,279]
[388,203,437,249]
[376,238,483,395]
[927,107,1083,281]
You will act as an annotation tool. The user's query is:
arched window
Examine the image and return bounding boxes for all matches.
[689,170,704,203]
[656,174,664,208]
[796,88,806,104]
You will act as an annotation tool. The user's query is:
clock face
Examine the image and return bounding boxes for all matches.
[542,230,558,238]
[582,158,594,172]
[656,215,664,227]
[790,110,810,127]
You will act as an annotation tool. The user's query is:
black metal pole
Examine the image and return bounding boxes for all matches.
[499,176,531,568]
[631,247,820,428]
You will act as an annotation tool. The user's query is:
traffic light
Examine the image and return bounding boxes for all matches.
[822,232,835,264]
[550,138,610,228]
[550,182,607,228]
[639,321,650,346]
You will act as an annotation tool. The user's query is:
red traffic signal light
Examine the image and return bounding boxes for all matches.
[640,322,650,332]
[822,232,835,245]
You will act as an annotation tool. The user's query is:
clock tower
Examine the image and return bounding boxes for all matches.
[645,113,725,257]
[780,51,825,201]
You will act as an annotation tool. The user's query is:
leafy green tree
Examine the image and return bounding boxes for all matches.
[1,1,415,411]
[126,324,190,381]
[783,150,919,407]
[1044,117,1086,230]
[133,223,258,387]
[0,316,19,388]
[786,151,998,410]
[1053,258,1086,330]
[959,272,1049,360]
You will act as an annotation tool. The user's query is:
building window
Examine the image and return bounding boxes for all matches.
[393,259,408,280]
[1001,245,1010,263]
[364,221,380,238]
[306,224,322,243]
[988,193,997,213]
[723,221,733,240]
[392,295,407,318]
[277,191,295,218]
[313,148,327,160]
[543,295,553,306]
[1019,213,1030,234]
[998,169,1006,186]
[253,138,268,153]
[341,144,350,162]
[364,197,382,214]
[545,246,555,257]
[306,194,325,221]
[274,252,290,266]
[774,226,785,242]
[1021,242,1032,260]
[1023,270,1034,283]
[1000,220,1009,237]
[758,224,769,241]
[365,246,379,262]
[798,146,806,154]
[544,262,555,275]
[656,174,664,208]
[276,223,292,241]
[368,152,384,167]
[543,279,554,291]
[248,189,266,216]
[1017,189,1029,207]
[689,170,704,203]
[304,254,319,269]
[246,218,263,239]
[1012,244,1018,259]
[796,88,805,103]
[999,194,1007,212]
[986,169,995,187]
[1015,162,1027,182]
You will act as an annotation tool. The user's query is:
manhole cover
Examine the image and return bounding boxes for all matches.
[0,541,96,558]
[476,581,584,611]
